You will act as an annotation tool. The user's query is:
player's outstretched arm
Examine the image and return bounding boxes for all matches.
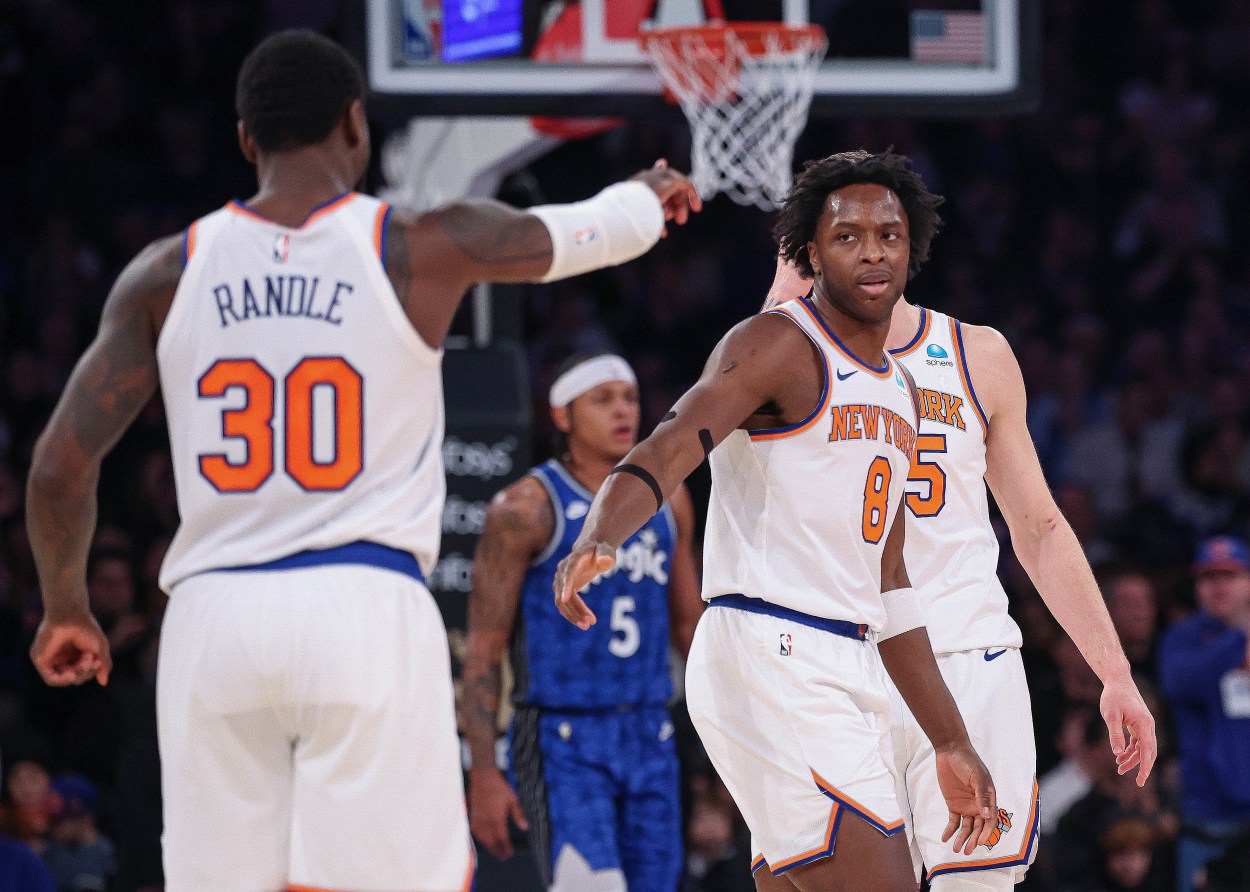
[386,161,701,348]
[666,483,703,660]
[973,324,1157,786]
[553,314,809,629]
[875,508,998,854]
[464,477,553,859]
[27,235,181,688]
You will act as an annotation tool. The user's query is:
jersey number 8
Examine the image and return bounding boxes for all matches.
[197,356,364,493]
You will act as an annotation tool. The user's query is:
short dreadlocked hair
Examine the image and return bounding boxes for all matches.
[773,150,944,280]
[236,30,365,153]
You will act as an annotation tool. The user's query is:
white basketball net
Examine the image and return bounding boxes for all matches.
[643,26,827,211]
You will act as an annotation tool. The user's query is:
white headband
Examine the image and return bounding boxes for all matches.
[549,355,637,408]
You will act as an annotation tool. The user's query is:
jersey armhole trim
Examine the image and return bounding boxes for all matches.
[888,306,929,357]
[951,318,989,436]
[748,308,831,441]
[529,467,566,568]
[662,501,677,543]
[182,221,198,267]
[374,203,393,265]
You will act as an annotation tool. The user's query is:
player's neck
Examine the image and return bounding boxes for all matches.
[247,153,358,228]
[561,448,618,494]
[809,291,892,366]
[885,299,922,352]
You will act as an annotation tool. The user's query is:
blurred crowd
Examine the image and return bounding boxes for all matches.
[2,0,1250,889]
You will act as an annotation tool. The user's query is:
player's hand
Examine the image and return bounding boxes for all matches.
[553,542,617,629]
[935,741,997,855]
[631,159,702,233]
[30,610,112,687]
[1100,675,1157,787]
[469,767,528,860]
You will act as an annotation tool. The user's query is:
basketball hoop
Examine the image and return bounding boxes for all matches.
[640,23,826,211]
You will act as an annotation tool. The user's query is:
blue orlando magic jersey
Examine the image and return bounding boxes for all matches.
[514,460,675,709]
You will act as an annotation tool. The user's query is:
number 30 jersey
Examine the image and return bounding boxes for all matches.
[157,193,445,592]
[890,308,1022,653]
[515,460,675,710]
[702,298,918,632]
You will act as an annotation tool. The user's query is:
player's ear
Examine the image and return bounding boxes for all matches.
[551,405,571,434]
[805,241,820,277]
[344,99,367,149]
[237,120,258,165]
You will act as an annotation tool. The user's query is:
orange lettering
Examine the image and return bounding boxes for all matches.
[830,405,851,442]
[943,393,967,431]
[847,406,863,439]
[862,405,880,440]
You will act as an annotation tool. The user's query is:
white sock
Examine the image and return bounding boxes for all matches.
[549,844,627,892]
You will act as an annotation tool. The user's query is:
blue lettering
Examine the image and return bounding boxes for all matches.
[287,276,307,315]
[265,277,285,315]
[303,277,324,320]
[241,280,262,319]
[213,284,238,328]
[326,282,351,325]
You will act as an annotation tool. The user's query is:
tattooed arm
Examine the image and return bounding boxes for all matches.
[384,163,701,348]
[27,234,182,687]
[464,476,554,860]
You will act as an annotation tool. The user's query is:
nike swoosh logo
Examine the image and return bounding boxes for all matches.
[836,369,857,381]
[984,648,1008,661]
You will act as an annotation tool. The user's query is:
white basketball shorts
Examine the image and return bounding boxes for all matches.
[889,646,1040,885]
[685,599,904,877]
[157,556,472,892]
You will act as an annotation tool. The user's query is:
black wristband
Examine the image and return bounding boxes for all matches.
[608,463,664,513]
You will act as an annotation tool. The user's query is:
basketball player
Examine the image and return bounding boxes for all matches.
[555,153,999,892]
[24,30,699,892]
[465,353,702,892]
[763,151,1157,891]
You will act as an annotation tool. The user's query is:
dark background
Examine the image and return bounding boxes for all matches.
[1,0,1249,889]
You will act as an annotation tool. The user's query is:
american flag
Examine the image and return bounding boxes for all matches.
[911,11,986,65]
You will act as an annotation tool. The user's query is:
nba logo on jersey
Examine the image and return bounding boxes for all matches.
[272,233,291,263]
[779,633,792,656]
[573,226,597,246]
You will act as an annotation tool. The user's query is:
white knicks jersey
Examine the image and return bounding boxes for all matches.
[157,193,445,591]
[702,297,918,631]
[890,307,1022,652]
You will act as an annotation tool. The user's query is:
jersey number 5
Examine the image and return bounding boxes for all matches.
[197,357,363,493]
[905,434,947,517]
[608,596,641,658]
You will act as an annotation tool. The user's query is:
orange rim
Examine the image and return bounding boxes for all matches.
[639,22,826,57]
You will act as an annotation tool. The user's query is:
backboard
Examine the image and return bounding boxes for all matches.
[364,0,1039,117]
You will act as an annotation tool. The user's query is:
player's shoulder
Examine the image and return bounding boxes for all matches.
[729,302,813,348]
[486,472,556,540]
[108,232,186,328]
[954,321,1017,371]
[128,232,186,291]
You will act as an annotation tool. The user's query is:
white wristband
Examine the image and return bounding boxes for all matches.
[530,181,665,283]
[880,587,925,641]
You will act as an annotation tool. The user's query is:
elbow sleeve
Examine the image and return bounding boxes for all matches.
[529,181,665,282]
